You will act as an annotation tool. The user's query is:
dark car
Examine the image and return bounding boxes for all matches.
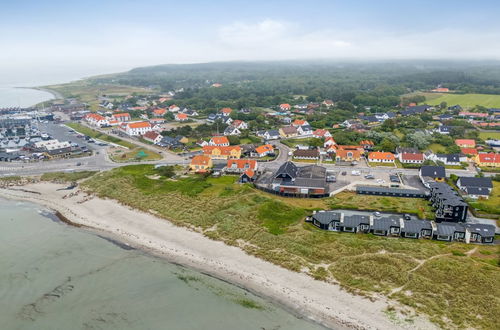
[341,171,347,176]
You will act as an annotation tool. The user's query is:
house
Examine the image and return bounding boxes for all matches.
[279,103,291,111]
[311,211,342,231]
[209,136,230,146]
[419,166,446,187]
[257,129,280,140]
[231,120,248,130]
[433,222,465,242]
[223,126,241,136]
[397,148,424,164]
[356,186,427,198]
[434,154,464,166]
[112,113,131,122]
[401,220,433,239]
[458,112,489,119]
[368,151,395,163]
[291,119,309,127]
[438,113,454,121]
[428,182,468,222]
[464,223,496,244]
[335,149,361,162]
[182,109,199,117]
[371,216,402,237]
[84,113,108,127]
[225,159,258,174]
[123,121,152,136]
[158,136,183,149]
[142,131,162,144]
[239,169,256,183]
[324,137,337,148]
[168,105,180,112]
[312,129,331,139]
[254,144,274,157]
[202,145,241,160]
[293,149,320,160]
[322,100,334,107]
[220,107,232,117]
[190,155,213,173]
[460,148,478,156]
[152,108,167,117]
[475,153,500,167]
[269,162,329,196]
[436,125,452,134]
[455,139,476,148]
[279,126,298,138]
[340,215,371,233]
[297,125,313,136]
[448,105,462,111]
[359,140,374,151]
[400,105,431,116]
[432,87,449,92]
[175,113,188,122]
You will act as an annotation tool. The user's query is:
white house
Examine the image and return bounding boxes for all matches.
[231,120,248,130]
[168,105,180,112]
[223,126,241,136]
[85,113,109,127]
[123,121,152,136]
[257,130,280,140]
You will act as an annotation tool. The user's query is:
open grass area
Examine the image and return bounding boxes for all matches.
[66,122,135,148]
[427,143,446,153]
[41,171,98,182]
[368,162,395,167]
[420,92,500,108]
[281,138,321,148]
[468,181,500,215]
[44,81,154,110]
[109,147,162,162]
[81,165,500,329]
[479,131,500,140]
[328,192,435,220]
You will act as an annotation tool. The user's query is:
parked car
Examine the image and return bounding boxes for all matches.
[404,214,411,220]
[373,212,381,217]
[76,162,82,166]
[364,174,375,179]
[326,175,336,182]
[341,171,347,176]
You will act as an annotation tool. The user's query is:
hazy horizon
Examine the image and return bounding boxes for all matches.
[2,0,500,86]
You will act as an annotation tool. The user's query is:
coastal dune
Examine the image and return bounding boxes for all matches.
[0,183,435,330]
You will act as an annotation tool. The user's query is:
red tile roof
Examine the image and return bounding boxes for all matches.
[227,159,257,169]
[461,148,478,155]
[255,144,273,155]
[191,155,211,166]
[368,151,395,161]
[455,139,476,147]
[210,136,229,145]
[478,153,500,164]
[127,121,151,129]
[203,146,241,156]
[401,152,424,161]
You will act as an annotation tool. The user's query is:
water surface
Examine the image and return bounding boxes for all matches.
[0,87,54,108]
[0,198,327,330]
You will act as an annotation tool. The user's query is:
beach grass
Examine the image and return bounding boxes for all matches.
[40,171,98,182]
[82,165,500,329]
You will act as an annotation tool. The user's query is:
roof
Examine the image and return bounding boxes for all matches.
[280,103,291,109]
[464,223,496,237]
[402,220,432,234]
[360,140,374,145]
[86,113,106,121]
[153,108,167,114]
[210,136,229,145]
[436,222,464,236]
[255,144,274,154]
[221,107,232,113]
[312,211,341,225]
[336,149,361,158]
[465,187,491,196]
[227,159,257,169]
[460,148,478,155]
[458,177,493,189]
[293,149,320,158]
[356,186,426,196]
[401,152,424,161]
[313,129,329,137]
[176,113,188,119]
[420,165,446,178]
[455,139,476,146]
[127,121,151,129]
[478,153,500,163]
[343,215,370,227]
[274,161,298,179]
[113,113,130,118]
[143,131,160,140]
[203,145,241,155]
[191,155,212,166]
[368,151,394,161]
[372,217,401,231]
[292,119,307,126]
[281,126,298,134]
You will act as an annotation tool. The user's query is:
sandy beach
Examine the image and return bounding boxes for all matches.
[0,182,436,330]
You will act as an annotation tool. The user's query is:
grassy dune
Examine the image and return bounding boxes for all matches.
[82,165,500,329]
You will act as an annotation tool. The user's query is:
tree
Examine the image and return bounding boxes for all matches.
[439,101,448,110]
[379,138,397,152]
[406,131,431,150]
[380,119,395,132]
[156,166,175,178]
[227,135,240,145]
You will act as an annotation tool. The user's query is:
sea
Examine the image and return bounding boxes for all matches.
[0,199,327,330]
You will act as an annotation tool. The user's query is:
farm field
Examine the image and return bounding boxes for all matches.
[81,165,500,329]
[420,92,500,108]
[479,131,500,140]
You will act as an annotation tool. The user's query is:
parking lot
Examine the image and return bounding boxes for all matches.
[325,168,403,188]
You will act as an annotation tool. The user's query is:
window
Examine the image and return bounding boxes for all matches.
[405,232,417,238]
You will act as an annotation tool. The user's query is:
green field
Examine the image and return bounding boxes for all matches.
[469,182,500,216]
[421,92,500,108]
[66,122,136,148]
[479,131,500,140]
[80,165,500,329]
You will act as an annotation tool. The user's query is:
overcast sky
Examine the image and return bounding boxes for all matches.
[2,0,500,85]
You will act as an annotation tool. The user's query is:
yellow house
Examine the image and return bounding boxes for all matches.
[189,155,213,172]
[279,126,298,138]
[202,146,241,160]
[475,153,500,167]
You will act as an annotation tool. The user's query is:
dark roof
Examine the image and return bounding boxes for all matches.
[356,186,426,196]
[436,222,464,236]
[438,126,452,133]
[465,187,491,196]
[458,177,493,189]
[372,217,401,231]
[312,211,341,225]
[464,223,496,237]
[396,147,419,154]
[420,165,446,178]
[275,161,298,179]
[386,112,397,118]
[298,165,327,179]
[343,215,370,227]
[403,220,432,234]
[267,129,280,136]
[436,154,461,163]
[293,149,320,158]
[429,182,467,207]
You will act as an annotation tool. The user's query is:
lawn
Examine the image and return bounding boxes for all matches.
[428,143,446,153]
[81,165,500,329]
[109,147,162,162]
[40,171,98,182]
[421,92,500,108]
[468,181,500,215]
[66,122,135,148]
[368,162,395,167]
[479,131,500,140]
[281,138,321,148]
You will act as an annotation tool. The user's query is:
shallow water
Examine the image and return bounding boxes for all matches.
[0,87,54,108]
[0,198,327,330]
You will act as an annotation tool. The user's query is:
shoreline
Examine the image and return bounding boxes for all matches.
[0,183,435,330]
